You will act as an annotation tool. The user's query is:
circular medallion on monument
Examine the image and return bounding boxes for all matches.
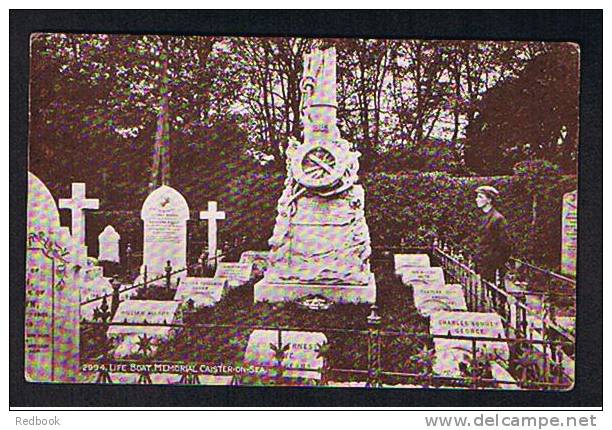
[292,141,347,189]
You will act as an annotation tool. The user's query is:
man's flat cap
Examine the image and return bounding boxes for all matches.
[475,185,500,199]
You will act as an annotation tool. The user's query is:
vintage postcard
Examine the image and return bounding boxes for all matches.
[26,34,577,390]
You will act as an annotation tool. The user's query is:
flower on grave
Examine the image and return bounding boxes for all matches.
[137,333,155,358]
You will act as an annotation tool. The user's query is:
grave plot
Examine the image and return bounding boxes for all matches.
[429,311,510,382]
[412,284,468,317]
[215,262,254,288]
[243,330,328,385]
[107,300,181,359]
[174,277,229,308]
[79,248,568,389]
[149,259,429,385]
[394,253,431,275]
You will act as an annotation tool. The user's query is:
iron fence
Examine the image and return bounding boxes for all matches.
[79,314,574,390]
[78,243,575,389]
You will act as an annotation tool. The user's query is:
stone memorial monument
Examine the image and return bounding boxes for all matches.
[255,46,375,304]
[239,250,269,278]
[413,283,468,317]
[215,262,253,288]
[141,185,190,281]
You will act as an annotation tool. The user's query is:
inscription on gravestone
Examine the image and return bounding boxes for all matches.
[413,284,467,317]
[394,254,431,275]
[215,262,253,287]
[26,172,79,382]
[174,277,228,308]
[141,185,189,280]
[561,190,577,277]
[25,249,54,367]
[244,330,327,380]
[400,267,445,288]
[430,311,509,377]
[108,300,181,358]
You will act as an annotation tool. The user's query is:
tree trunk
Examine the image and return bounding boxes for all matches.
[532,194,538,226]
[150,51,171,191]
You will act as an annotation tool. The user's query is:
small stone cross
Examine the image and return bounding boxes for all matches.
[59,183,99,264]
[199,201,226,264]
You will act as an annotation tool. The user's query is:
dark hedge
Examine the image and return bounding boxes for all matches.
[82,172,576,271]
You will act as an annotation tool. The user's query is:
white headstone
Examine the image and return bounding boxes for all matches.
[26,172,80,382]
[199,201,225,264]
[561,190,577,277]
[239,250,269,278]
[394,254,431,275]
[430,311,509,378]
[59,182,99,265]
[413,284,468,317]
[108,300,181,358]
[244,330,327,380]
[400,267,445,288]
[215,262,253,287]
[174,277,228,308]
[141,185,190,280]
[98,225,120,263]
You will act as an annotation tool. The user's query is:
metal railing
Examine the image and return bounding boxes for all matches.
[432,241,575,383]
[78,243,575,389]
[79,316,573,390]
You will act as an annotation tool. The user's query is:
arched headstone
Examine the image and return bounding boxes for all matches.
[26,172,79,382]
[98,225,120,263]
[141,185,190,280]
[27,172,61,237]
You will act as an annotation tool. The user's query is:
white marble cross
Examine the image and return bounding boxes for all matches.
[199,201,225,263]
[59,183,99,262]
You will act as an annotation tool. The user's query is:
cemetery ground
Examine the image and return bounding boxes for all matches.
[79,251,571,389]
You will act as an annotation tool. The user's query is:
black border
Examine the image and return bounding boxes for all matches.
[9,9,603,408]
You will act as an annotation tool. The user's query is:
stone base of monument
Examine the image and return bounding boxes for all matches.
[253,273,376,304]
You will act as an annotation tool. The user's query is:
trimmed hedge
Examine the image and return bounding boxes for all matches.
[82,171,576,271]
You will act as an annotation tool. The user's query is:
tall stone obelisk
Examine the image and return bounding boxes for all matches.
[254,47,376,304]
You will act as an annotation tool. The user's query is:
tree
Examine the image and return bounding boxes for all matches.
[442,41,545,169]
[513,159,561,226]
[228,37,314,167]
[29,34,242,207]
[387,40,447,148]
[463,43,579,175]
[336,38,395,170]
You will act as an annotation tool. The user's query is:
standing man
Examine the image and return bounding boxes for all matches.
[474,185,512,284]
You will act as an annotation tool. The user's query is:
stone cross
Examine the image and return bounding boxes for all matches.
[199,201,225,264]
[59,183,99,264]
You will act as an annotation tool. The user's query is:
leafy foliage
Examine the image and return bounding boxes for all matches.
[464,44,579,174]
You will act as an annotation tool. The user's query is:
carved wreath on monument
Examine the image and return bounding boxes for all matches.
[260,46,375,296]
